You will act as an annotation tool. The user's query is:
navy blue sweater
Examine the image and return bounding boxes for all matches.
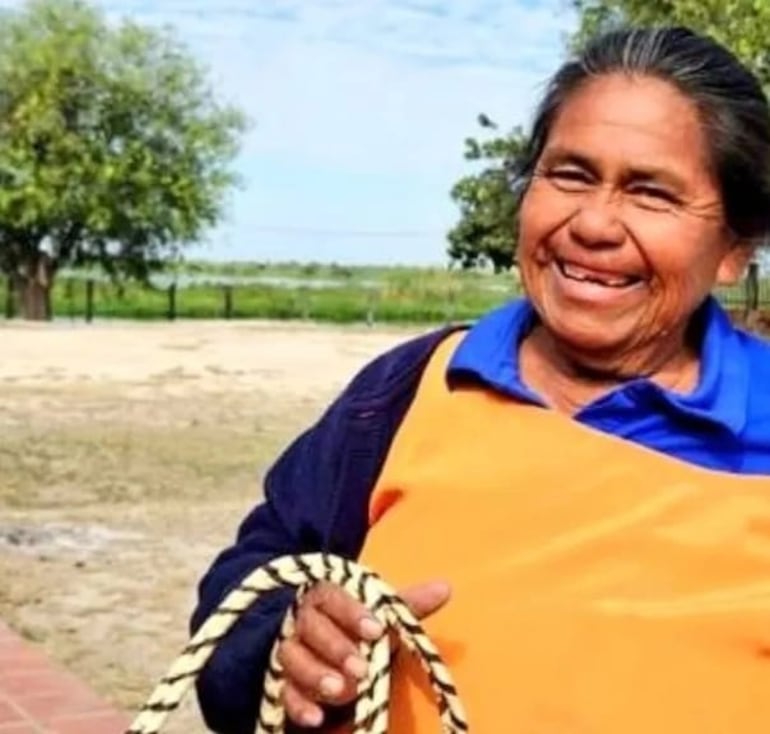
[190,326,457,733]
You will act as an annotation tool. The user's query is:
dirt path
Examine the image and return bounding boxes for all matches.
[0,319,422,732]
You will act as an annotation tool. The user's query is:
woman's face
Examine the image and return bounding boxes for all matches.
[518,73,749,371]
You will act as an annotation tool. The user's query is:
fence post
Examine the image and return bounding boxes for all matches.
[223,285,233,319]
[445,288,456,324]
[745,261,759,327]
[64,278,75,319]
[299,287,310,320]
[85,279,94,323]
[4,276,14,319]
[167,283,177,321]
[366,289,376,327]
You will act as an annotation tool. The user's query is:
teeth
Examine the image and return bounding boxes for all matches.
[559,261,636,288]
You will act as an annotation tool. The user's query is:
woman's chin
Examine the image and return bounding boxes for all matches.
[544,312,639,359]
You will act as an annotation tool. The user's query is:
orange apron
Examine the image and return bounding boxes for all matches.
[354,331,770,733]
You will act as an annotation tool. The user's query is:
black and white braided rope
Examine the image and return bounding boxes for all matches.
[126,553,469,734]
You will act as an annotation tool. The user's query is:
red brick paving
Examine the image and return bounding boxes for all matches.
[0,620,131,733]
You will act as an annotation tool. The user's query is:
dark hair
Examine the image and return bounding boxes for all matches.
[516,26,770,241]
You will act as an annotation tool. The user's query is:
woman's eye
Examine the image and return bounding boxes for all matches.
[630,185,680,209]
[547,168,592,188]
[634,186,674,200]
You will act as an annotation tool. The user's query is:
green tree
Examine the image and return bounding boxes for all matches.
[447,116,528,272]
[0,0,247,320]
[571,0,770,87]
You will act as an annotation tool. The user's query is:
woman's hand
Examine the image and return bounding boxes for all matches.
[277,579,451,727]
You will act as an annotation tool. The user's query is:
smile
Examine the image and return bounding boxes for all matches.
[555,259,643,289]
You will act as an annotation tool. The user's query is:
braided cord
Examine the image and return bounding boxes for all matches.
[126,553,468,734]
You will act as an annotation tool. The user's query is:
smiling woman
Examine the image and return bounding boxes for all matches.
[187,25,770,734]
[517,71,752,406]
[514,28,768,403]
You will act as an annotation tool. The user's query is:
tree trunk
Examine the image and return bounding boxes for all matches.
[13,254,54,321]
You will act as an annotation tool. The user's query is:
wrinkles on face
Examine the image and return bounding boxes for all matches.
[528,170,725,223]
[516,73,744,404]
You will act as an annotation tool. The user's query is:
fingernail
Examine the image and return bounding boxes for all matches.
[301,707,323,727]
[319,674,344,698]
[359,617,384,640]
[343,654,368,679]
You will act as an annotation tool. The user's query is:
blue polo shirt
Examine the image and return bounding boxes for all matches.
[447,296,770,475]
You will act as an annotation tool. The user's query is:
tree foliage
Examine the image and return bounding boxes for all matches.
[447,116,527,272]
[0,0,247,319]
[571,0,770,87]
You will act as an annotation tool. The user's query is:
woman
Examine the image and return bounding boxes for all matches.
[191,26,770,734]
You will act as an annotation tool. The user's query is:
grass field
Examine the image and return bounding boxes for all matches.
[0,261,760,323]
[43,263,524,324]
[0,319,417,732]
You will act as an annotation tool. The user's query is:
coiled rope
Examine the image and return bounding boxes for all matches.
[126,553,469,733]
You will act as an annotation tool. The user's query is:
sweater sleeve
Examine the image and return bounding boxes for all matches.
[188,326,453,734]
[189,395,357,734]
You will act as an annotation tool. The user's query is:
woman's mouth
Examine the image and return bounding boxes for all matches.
[556,258,643,289]
[549,258,646,305]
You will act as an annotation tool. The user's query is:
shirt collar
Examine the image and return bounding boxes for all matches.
[653,297,749,435]
[446,296,749,436]
[447,298,543,404]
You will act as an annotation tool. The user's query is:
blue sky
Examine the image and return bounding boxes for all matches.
[18,0,578,265]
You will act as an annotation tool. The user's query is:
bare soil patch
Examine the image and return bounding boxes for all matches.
[0,318,419,732]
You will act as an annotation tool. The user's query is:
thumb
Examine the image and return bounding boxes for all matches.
[399,580,452,619]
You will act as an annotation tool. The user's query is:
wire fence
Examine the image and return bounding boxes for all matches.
[1,268,768,325]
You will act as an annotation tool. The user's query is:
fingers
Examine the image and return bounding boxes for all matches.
[400,580,452,619]
[306,582,384,641]
[279,582,381,726]
[277,579,453,727]
[295,602,369,679]
[282,680,324,728]
[278,635,358,703]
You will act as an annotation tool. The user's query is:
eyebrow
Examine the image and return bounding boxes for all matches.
[540,145,688,191]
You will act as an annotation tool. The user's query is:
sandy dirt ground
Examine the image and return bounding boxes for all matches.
[0,318,423,732]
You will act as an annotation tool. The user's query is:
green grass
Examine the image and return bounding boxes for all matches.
[29,266,524,323]
[0,262,763,323]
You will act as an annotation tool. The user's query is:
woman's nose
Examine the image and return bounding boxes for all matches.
[567,200,626,249]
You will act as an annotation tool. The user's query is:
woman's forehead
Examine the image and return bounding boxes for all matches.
[544,73,712,175]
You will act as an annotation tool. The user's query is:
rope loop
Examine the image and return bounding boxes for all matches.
[126,553,469,734]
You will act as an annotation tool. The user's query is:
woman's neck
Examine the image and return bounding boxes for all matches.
[518,325,701,415]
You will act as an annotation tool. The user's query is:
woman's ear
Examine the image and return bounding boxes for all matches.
[715,241,757,286]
